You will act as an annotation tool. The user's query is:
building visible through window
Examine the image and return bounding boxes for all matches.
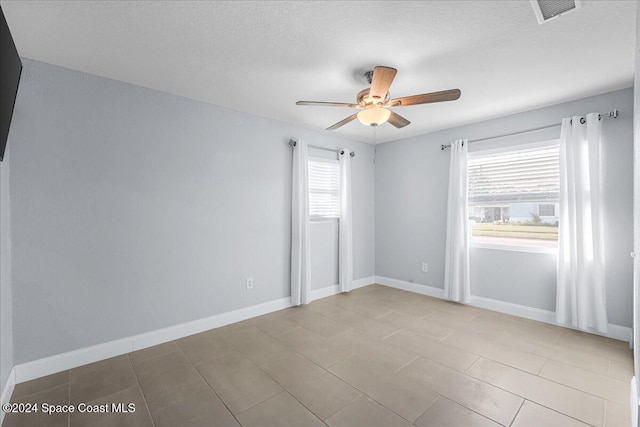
[468,142,559,248]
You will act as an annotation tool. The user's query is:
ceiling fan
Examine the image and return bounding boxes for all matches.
[296,66,461,130]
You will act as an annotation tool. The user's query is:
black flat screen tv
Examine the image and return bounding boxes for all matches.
[0,5,21,161]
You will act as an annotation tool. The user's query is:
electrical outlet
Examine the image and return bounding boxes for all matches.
[246,278,254,290]
[421,263,428,273]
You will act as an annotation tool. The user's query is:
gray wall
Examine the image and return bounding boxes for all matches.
[1,147,13,394]
[9,59,375,364]
[375,88,634,327]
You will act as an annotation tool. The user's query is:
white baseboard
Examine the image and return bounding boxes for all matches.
[14,296,290,383]
[310,276,376,301]
[374,276,632,342]
[375,276,445,299]
[0,367,16,424]
[12,276,377,385]
[353,276,376,289]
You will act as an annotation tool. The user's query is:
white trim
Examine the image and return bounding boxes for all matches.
[352,276,376,289]
[468,138,560,157]
[309,276,376,301]
[373,276,631,342]
[0,368,16,425]
[11,275,377,385]
[375,276,445,299]
[471,242,558,255]
[470,295,631,342]
[13,296,291,384]
[311,285,340,300]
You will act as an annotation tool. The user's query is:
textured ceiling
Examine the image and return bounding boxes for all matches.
[1,1,636,144]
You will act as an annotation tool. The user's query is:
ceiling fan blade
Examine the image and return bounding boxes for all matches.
[326,113,358,130]
[296,101,358,108]
[370,66,397,100]
[387,111,411,128]
[389,89,461,107]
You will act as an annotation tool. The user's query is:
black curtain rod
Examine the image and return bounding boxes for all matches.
[289,139,356,158]
[441,109,619,151]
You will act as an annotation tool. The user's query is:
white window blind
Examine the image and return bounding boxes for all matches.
[308,158,340,219]
[468,144,560,205]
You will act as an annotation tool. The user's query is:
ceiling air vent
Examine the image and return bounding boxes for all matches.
[530,0,582,24]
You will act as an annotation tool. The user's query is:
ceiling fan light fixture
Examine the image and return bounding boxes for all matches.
[357,106,391,126]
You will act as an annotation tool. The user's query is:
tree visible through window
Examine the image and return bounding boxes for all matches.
[468,142,559,248]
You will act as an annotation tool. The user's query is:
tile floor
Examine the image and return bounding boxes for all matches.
[3,284,633,427]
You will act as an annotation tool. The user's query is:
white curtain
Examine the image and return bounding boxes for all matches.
[444,139,471,303]
[291,139,311,305]
[339,150,353,293]
[556,114,607,333]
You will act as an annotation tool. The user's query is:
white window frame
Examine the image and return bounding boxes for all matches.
[468,139,560,255]
[308,156,340,223]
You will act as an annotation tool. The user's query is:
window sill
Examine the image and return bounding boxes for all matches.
[310,218,339,224]
[471,242,558,255]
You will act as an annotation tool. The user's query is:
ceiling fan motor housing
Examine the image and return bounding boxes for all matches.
[364,70,374,84]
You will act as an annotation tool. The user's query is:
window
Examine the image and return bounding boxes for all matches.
[308,158,340,220]
[468,141,559,250]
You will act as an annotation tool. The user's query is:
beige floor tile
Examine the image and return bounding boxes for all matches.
[511,401,590,427]
[413,397,501,427]
[254,313,300,338]
[176,330,233,365]
[326,395,413,427]
[556,329,631,362]
[444,331,546,374]
[219,326,293,364]
[467,358,605,426]
[11,370,69,399]
[70,355,138,405]
[288,311,352,338]
[384,289,431,305]
[260,353,362,420]
[609,358,634,382]
[350,285,399,299]
[196,351,282,414]
[236,391,325,427]
[3,383,69,427]
[378,311,454,340]
[149,379,239,427]
[423,310,505,341]
[384,330,478,371]
[539,359,628,404]
[70,385,153,427]
[335,297,393,319]
[276,327,355,368]
[129,342,181,366]
[330,329,416,372]
[398,357,522,426]
[7,284,633,427]
[605,401,631,427]
[415,298,480,320]
[133,350,208,413]
[325,307,401,340]
[377,297,434,318]
[214,317,257,335]
[328,354,439,423]
[473,311,562,344]
[497,334,610,375]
